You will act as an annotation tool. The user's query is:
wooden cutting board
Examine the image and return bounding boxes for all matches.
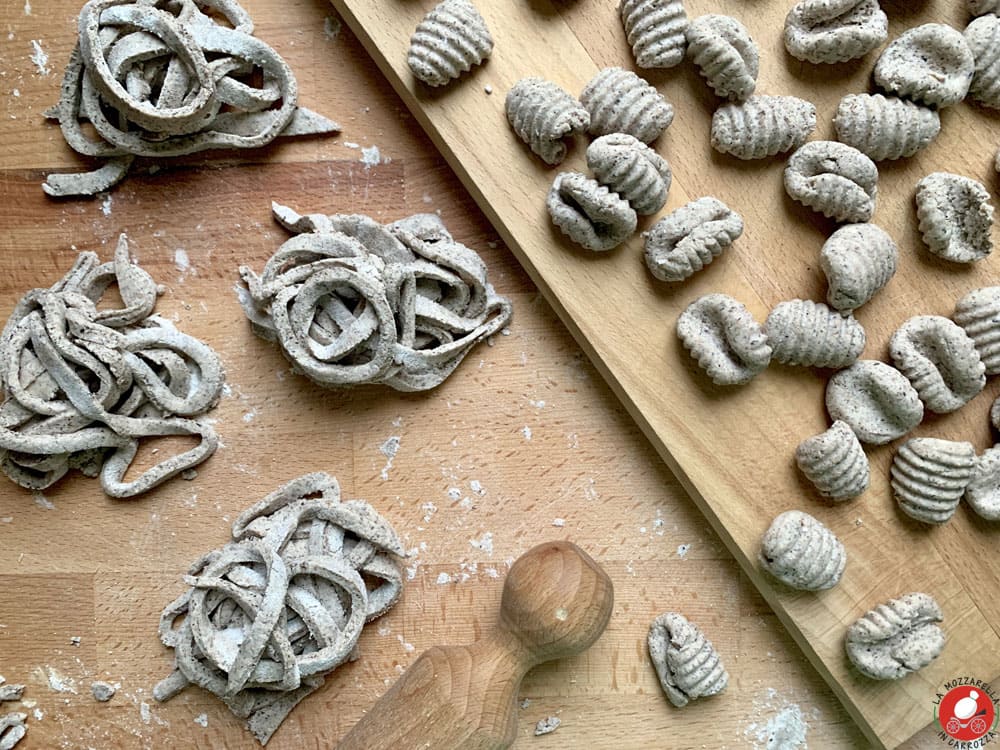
[330,0,1000,746]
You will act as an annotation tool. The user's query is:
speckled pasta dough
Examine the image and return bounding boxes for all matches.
[964,446,1000,521]
[647,612,728,707]
[0,713,26,750]
[586,133,671,216]
[846,593,945,681]
[580,67,675,143]
[676,294,772,385]
[505,78,589,165]
[765,299,865,368]
[710,95,816,159]
[969,0,1000,16]
[620,0,689,69]
[154,473,405,745]
[965,16,1000,109]
[825,360,923,445]
[644,197,742,282]
[784,141,878,223]
[834,94,940,161]
[891,438,975,524]
[784,0,887,64]
[873,24,975,108]
[954,287,1000,374]
[820,224,898,313]
[889,316,985,413]
[408,0,492,87]
[796,421,870,501]
[759,510,846,590]
[547,172,637,251]
[915,172,994,264]
[686,14,758,101]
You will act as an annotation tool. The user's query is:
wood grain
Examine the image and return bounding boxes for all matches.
[330,0,1000,747]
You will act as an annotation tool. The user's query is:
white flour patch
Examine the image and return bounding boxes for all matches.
[743,689,811,750]
[100,194,112,216]
[30,40,49,75]
[361,145,382,169]
[552,518,566,527]
[396,635,415,653]
[33,491,54,510]
[528,399,546,409]
[0,517,12,524]
[24,0,31,14]
[421,502,437,523]
[140,701,151,724]
[469,531,494,556]
[470,479,486,496]
[677,544,690,559]
[343,141,360,149]
[32,707,42,720]
[422,193,433,204]
[174,248,194,279]
[583,478,599,501]
[323,15,341,40]
[194,713,208,728]
[379,436,400,480]
[46,667,77,694]
[521,425,532,441]
[436,572,452,585]
[447,487,462,501]
[534,716,561,736]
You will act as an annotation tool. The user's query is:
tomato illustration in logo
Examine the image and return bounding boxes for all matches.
[938,686,997,742]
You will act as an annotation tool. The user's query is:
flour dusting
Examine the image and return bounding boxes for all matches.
[677,543,690,558]
[46,666,77,694]
[469,531,494,556]
[100,194,112,216]
[361,145,382,169]
[33,491,54,510]
[379,436,400,480]
[743,689,812,750]
[521,425,532,441]
[323,15,341,40]
[30,40,49,75]
[194,713,208,728]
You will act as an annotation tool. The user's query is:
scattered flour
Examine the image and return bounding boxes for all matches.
[552,518,566,527]
[528,399,546,409]
[100,194,112,216]
[521,426,532,441]
[241,407,258,424]
[24,0,31,14]
[33,492,54,510]
[379,436,401,480]
[396,635,415,653]
[0,517,12,524]
[421,502,437,523]
[323,15,341,40]
[436,572,452,585]
[343,141,360,149]
[30,39,49,75]
[677,544,691,559]
[361,145,383,169]
[484,84,494,95]
[32,707,43,721]
[470,480,486,496]
[194,713,208,728]
[140,701,151,724]
[447,487,462,501]
[46,667,77,694]
[469,532,494,556]
[743,690,812,750]
[174,248,194,278]
[422,193,433,204]
[534,716,561,736]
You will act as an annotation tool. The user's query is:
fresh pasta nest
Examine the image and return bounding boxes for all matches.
[620,0,689,69]
[891,437,976,524]
[686,14,759,102]
[676,294,771,385]
[765,299,865,369]
[580,67,675,144]
[783,0,887,64]
[0,237,224,498]
[153,473,404,745]
[408,0,493,87]
[846,592,945,680]
[710,95,816,160]
[505,78,590,165]
[586,133,671,216]
[834,94,940,162]
[644,197,742,282]
[238,203,512,392]
[915,172,994,264]
[873,24,975,108]
[784,141,878,224]
[965,15,1000,109]
[820,223,897,313]
[825,360,923,445]
[647,612,728,707]
[796,420,869,501]
[759,510,846,590]
[954,287,1000,375]
[888,315,985,414]
[43,0,339,197]
[547,172,638,251]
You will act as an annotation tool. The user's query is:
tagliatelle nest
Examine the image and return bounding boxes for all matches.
[43,0,339,197]
[0,236,225,498]
[238,203,513,392]
[153,472,405,745]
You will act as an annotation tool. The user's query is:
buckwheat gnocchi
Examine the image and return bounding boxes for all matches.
[784,0,887,64]
[647,612,729,708]
[586,134,671,216]
[796,421,870,501]
[710,95,816,160]
[620,0,689,69]
[580,67,675,143]
[889,316,985,413]
[825,360,923,445]
[964,446,1000,521]
[547,172,637,252]
[915,172,994,264]
[784,141,878,224]
[954,287,1000,374]
[759,510,846,591]
[505,78,590,165]
[644,197,743,282]
[891,437,976,524]
[834,94,941,161]
[820,224,898,313]
[873,24,975,108]
[965,15,1000,109]
[846,592,945,681]
[408,0,493,87]
[765,299,865,368]
[676,294,772,385]
[686,14,759,101]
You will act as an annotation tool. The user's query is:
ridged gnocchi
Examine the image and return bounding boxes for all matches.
[620,0,689,69]
[796,421,870,501]
[825,360,923,445]
[711,95,816,160]
[846,592,945,680]
[954,287,1000,375]
[505,78,590,165]
[407,0,493,87]
[759,510,847,590]
[785,141,878,224]
[677,294,772,385]
[891,437,975,524]
[820,223,898,313]
[686,14,759,101]
[784,0,887,64]
[765,299,865,368]
[580,67,675,143]
[873,24,975,108]
[547,172,637,252]
[834,94,940,161]
[647,612,729,707]
[587,133,671,216]
[644,197,743,282]
[915,172,994,264]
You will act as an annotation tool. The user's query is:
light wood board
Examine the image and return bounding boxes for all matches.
[331,0,1000,746]
[0,0,871,747]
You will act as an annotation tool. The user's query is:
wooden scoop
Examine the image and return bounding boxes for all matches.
[337,541,614,750]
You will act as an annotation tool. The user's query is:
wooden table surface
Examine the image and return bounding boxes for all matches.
[0,1,881,747]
